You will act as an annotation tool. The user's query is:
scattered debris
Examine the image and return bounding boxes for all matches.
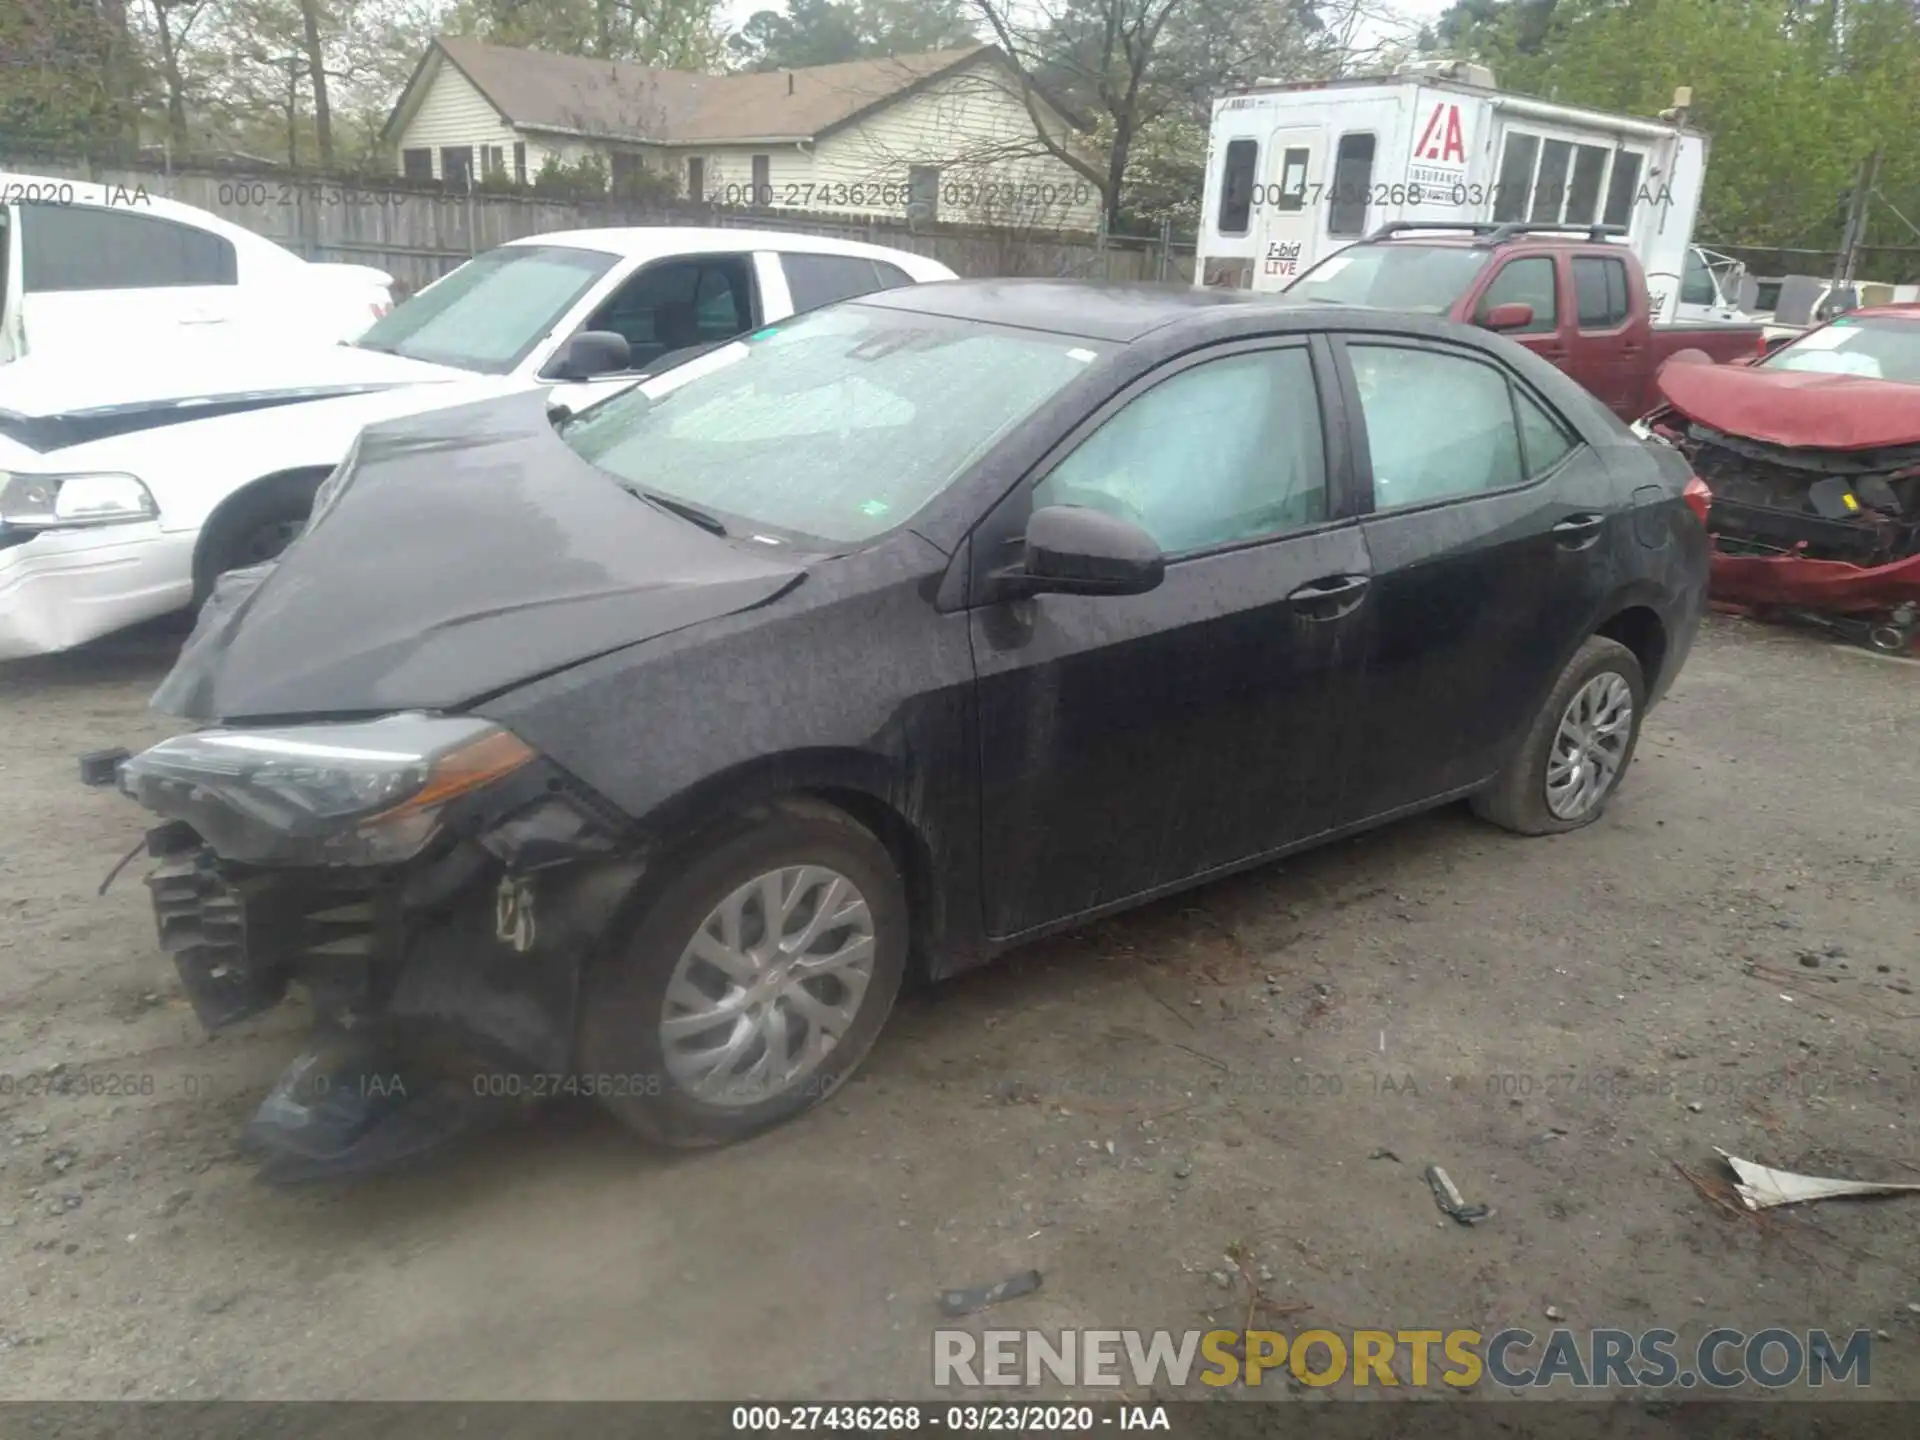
[1717,1149,1920,1211]
[1369,1148,1402,1163]
[1173,1161,1193,1180]
[1545,1305,1565,1321]
[1425,1165,1491,1225]
[938,1270,1043,1317]
[1686,1102,1703,1113]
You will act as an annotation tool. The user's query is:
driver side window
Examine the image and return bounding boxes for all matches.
[1031,348,1328,555]
[578,254,754,371]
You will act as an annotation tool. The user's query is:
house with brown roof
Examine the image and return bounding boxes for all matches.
[382,37,1100,233]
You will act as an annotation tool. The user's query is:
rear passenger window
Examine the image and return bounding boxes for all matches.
[782,253,892,313]
[1514,388,1577,477]
[1475,257,1557,334]
[1347,344,1524,507]
[1033,348,1326,554]
[1217,139,1257,235]
[1328,133,1375,237]
[20,203,238,291]
[1573,256,1630,328]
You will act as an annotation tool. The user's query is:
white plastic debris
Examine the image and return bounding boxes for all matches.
[1716,1148,1920,1211]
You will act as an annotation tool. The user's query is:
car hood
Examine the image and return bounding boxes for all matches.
[151,388,806,722]
[0,335,466,451]
[1655,360,1920,450]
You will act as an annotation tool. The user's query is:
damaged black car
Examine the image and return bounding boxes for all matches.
[90,281,1710,1179]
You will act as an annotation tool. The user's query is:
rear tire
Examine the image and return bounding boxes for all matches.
[1471,636,1646,836]
[191,473,326,606]
[577,802,908,1148]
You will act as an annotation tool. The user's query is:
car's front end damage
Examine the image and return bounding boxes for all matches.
[92,710,651,1180]
[1646,349,1920,653]
[83,386,809,1179]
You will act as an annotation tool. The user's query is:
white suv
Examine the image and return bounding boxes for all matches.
[0,227,956,659]
[0,172,394,363]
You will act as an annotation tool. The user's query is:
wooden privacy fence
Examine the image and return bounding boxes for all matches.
[11,158,1198,293]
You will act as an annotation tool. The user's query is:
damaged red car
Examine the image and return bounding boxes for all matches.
[1641,306,1920,653]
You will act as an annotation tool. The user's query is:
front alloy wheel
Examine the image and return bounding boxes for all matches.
[660,865,877,1108]
[578,800,907,1148]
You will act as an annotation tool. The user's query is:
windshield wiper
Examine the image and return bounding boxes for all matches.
[632,488,727,536]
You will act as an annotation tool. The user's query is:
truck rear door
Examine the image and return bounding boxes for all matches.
[1563,249,1641,417]
[1249,126,1325,292]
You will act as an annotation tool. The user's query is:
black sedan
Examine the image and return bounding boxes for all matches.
[99,280,1711,1176]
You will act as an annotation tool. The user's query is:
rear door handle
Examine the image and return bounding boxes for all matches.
[1552,513,1606,550]
[1288,573,1370,620]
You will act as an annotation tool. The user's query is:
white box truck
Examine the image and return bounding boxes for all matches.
[1195,60,1717,325]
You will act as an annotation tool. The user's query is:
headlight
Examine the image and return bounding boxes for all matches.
[0,470,158,528]
[119,713,537,866]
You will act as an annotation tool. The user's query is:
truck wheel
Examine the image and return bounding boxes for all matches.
[576,801,908,1148]
[1471,636,1646,836]
[192,471,328,606]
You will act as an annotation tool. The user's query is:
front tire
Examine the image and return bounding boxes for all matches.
[1471,636,1646,835]
[577,802,908,1148]
[191,472,326,607]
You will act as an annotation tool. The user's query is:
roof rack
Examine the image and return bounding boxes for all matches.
[1367,221,1630,247]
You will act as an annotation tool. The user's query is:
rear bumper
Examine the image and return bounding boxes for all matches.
[1710,543,1920,613]
[0,523,194,659]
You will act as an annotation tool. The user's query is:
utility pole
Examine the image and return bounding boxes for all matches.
[1832,148,1881,297]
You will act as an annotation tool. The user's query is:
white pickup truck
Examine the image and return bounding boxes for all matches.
[0,172,394,363]
[0,226,956,659]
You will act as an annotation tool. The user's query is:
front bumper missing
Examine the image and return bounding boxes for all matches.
[121,784,646,1181]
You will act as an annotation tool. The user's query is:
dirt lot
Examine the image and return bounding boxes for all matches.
[0,615,1914,1402]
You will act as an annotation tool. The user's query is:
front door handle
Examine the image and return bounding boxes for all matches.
[1288,573,1370,620]
[1552,513,1606,550]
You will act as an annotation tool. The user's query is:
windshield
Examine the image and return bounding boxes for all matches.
[1287,244,1492,311]
[1763,315,1920,382]
[562,304,1105,546]
[354,244,616,373]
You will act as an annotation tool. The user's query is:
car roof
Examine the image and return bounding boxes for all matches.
[502,226,950,274]
[853,278,1292,341]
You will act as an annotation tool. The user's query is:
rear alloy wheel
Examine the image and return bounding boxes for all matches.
[1471,636,1647,835]
[577,802,907,1148]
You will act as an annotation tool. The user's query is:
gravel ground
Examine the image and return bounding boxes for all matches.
[0,614,1914,1402]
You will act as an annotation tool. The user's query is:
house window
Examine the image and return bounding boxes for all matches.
[440,146,473,188]
[908,165,939,219]
[610,150,644,193]
[513,142,527,184]
[483,145,505,179]
[1216,138,1257,235]
[687,156,706,202]
[1327,133,1375,238]
[751,154,770,205]
[401,148,432,181]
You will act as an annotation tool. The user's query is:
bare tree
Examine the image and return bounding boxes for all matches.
[296,0,335,166]
[973,0,1185,233]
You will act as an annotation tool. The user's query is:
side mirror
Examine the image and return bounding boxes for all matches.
[546,330,631,381]
[1480,302,1534,332]
[1000,504,1165,599]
